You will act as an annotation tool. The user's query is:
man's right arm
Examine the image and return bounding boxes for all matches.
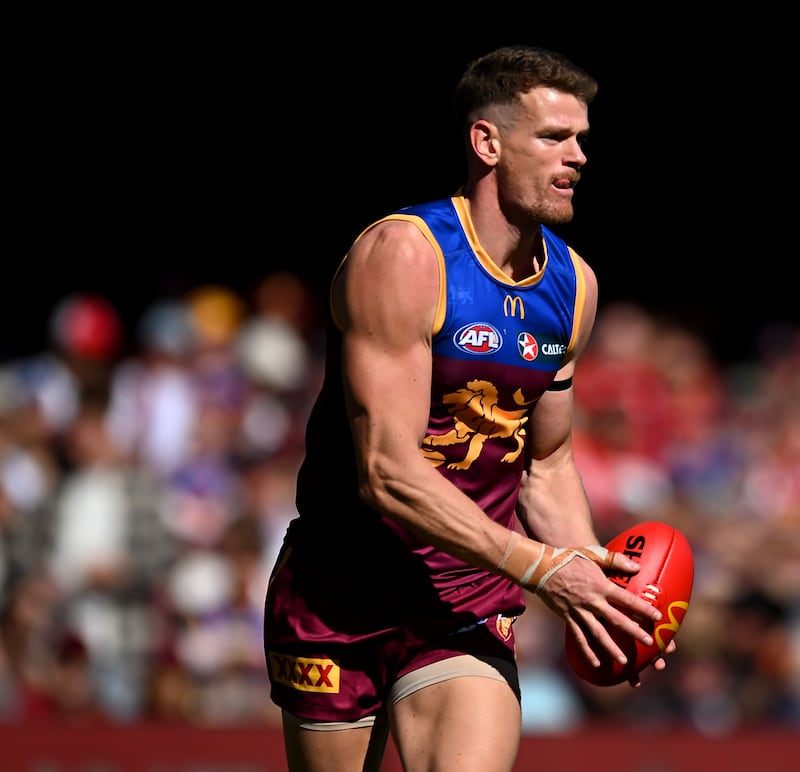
[333,219,521,568]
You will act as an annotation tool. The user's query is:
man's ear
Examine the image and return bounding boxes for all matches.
[469,120,500,167]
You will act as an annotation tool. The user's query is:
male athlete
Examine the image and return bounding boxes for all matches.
[264,45,674,771]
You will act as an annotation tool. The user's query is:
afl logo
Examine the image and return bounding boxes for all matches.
[454,322,502,354]
[517,332,538,361]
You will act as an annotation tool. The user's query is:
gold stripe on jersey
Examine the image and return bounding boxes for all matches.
[332,214,448,335]
[566,245,586,355]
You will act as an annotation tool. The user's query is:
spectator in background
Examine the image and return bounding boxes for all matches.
[571,303,675,537]
[42,397,177,719]
[108,298,199,480]
[26,293,122,437]
[0,568,60,721]
[235,271,322,461]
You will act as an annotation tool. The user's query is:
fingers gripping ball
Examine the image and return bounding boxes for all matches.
[565,521,695,686]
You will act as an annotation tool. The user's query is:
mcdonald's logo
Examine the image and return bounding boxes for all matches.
[503,295,524,319]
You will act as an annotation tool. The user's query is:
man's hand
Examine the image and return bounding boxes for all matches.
[536,547,662,671]
[497,533,663,673]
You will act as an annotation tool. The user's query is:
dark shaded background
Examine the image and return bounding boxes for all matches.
[8,14,796,364]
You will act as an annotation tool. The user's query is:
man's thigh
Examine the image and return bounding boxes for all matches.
[389,670,521,772]
[282,709,390,772]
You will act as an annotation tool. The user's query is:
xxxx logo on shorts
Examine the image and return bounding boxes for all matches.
[268,651,341,693]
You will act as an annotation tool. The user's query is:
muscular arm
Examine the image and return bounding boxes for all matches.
[335,219,516,570]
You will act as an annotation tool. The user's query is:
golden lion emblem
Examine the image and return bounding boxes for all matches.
[421,380,531,470]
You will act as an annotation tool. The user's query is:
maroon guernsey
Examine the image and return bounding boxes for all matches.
[264,195,586,721]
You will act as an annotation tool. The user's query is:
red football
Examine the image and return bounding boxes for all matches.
[564,521,694,686]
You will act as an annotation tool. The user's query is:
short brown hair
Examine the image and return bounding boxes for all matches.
[453,45,598,133]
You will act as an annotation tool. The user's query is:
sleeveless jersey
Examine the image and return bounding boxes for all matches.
[267,194,586,649]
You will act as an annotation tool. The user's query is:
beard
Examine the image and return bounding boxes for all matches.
[496,169,578,228]
[501,194,576,229]
[532,196,576,226]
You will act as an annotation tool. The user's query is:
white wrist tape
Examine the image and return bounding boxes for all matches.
[530,545,610,592]
[497,533,611,593]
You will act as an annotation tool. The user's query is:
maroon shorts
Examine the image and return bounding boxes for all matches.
[264,518,526,723]
[265,610,520,723]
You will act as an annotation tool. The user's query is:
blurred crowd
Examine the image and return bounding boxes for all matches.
[0,272,797,735]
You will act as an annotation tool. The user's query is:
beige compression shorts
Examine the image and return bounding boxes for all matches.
[284,654,509,731]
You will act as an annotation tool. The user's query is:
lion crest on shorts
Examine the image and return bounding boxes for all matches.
[495,614,514,641]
